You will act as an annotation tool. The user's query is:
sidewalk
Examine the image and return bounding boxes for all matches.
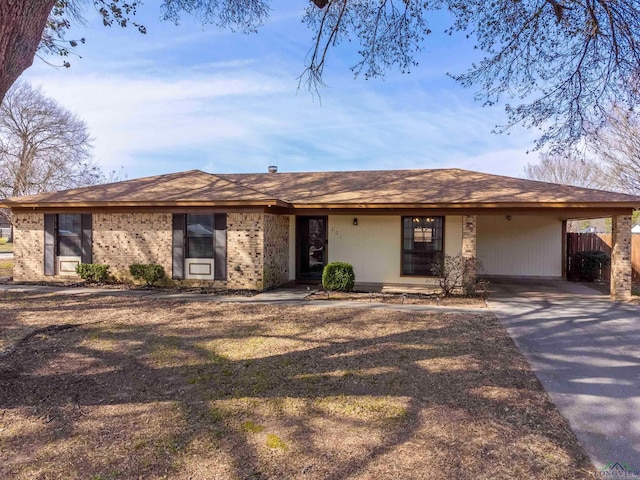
[0,283,489,313]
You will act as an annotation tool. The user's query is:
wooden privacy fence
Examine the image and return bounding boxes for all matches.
[566,233,640,283]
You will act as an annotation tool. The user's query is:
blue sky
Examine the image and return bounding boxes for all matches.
[22,1,540,180]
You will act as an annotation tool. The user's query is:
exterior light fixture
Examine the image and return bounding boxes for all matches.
[353,218,358,226]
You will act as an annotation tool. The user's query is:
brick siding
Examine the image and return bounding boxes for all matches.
[92,213,172,281]
[226,213,265,289]
[611,214,632,301]
[263,214,289,289]
[12,211,290,290]
[13,213,45,281]
[226,213,290,290]
[462,215,477,281]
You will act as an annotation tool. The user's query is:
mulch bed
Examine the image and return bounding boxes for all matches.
[0,292,593,479]
[0,277,257,297]
[308,290,487,307]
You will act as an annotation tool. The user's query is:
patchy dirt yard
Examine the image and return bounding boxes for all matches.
[0,292,592,479]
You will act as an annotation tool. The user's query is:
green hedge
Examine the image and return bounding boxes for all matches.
[75,263,110,283]
[572,250,610,282]
[129,264,165,286]
[322,262,355,292]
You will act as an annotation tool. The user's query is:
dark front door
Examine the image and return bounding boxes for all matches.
[297,216,327,281]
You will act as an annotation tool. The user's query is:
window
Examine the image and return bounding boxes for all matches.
[57,214,82,257]
[186,214,214,258]
[402,216,444,276]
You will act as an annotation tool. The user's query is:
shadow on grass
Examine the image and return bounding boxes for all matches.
[0,295,592,479]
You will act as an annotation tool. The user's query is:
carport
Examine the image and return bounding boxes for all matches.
[475,212,634,301]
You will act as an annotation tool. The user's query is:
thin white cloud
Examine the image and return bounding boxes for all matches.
[21,2,538,180]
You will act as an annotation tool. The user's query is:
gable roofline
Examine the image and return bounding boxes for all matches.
[0,169,292,209]
[1,167,640,210]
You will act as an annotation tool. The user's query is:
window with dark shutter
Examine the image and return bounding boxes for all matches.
[57,214,82,257]
[214,214,227,280]
[44,214,55,276]
[172,214,185,280]
[186,214,214,259]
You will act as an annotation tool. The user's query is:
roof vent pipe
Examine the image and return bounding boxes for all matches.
[268,165,278,173]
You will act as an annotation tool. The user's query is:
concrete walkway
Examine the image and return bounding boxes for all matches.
[0,283,489,314]
[0,284,314,303]
[488,279,640,471]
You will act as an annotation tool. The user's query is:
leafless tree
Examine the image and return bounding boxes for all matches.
[590,106,640,196]
[0,81,100,224]
[1,1,640,149]
[524,151,611,190]
[524,149,624,232]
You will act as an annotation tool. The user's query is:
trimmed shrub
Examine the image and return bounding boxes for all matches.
[572,250,610,282]
[75,263,109,283]
[322,262,355,292]
[129,263,165,286]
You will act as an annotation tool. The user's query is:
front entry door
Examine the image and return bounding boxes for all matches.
[297,216,327,281]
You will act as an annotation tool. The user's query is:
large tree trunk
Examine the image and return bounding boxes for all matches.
[0,0,56,103]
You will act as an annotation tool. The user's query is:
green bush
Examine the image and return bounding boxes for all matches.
[322,262,355,292]
[129,263,165,286]
[572,250,610,282]
[75,263,110,283]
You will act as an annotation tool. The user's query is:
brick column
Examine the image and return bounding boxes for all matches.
[611,214,633,301]
[462,215,477,282]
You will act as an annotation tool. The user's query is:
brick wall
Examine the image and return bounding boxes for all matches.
[92,213,172,281]
[226,212,290,290]
[13,211,291,290]
[263,214,289,289]
[462,215,477,281]
[611,214,632,301]
[13,213,45,281]
[226,213,265,290]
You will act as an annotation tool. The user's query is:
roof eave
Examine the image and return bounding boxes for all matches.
[2,199,292,209]
[290,202,640,209]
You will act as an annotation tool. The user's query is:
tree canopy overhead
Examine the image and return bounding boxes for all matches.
[2,0,640,149]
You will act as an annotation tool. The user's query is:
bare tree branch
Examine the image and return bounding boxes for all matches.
[590,106,640,195]
[2,1,640,150]
[524,150,611,190]
[0,82,101,205]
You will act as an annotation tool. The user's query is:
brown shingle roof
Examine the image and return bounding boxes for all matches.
[2,168,639,208]
[1,170,286,207]
[221,169,640,206]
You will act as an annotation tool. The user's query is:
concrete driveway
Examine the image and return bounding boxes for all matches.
[488,279,640,472]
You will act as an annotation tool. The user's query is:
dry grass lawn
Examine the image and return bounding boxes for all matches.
[0,292,592,479]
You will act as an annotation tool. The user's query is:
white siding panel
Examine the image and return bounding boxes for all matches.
[326,215,463,284]
[444,216,463,259]
[477,215,562,277]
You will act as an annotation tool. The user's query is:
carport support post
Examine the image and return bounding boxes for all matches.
[462,215,477,284]
[611,214,633,301]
